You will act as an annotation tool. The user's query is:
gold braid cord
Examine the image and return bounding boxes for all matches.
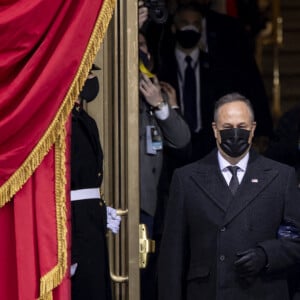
[0,0,115,298]
[0,0,116,208]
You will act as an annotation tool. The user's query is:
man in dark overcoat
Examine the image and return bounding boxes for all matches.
[158,92,300,300]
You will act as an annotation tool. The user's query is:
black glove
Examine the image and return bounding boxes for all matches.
[234,247,267,278]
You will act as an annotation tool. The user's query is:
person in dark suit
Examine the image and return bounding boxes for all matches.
[71,67,120,300]
[158,92,300,300]
[157,2,273,162]
[139,31,191,300]
[264,104,300,300]
[139,31,191,236]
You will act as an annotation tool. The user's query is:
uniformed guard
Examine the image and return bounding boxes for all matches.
[70,65,120,300]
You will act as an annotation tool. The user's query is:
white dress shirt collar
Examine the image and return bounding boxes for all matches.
[175,47,200,72]
[218,151,249,172]
[218,151,249,185]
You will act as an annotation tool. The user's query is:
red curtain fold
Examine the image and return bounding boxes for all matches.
[0,0,115,299]
[0,134,71,300]
[0,0,104,188]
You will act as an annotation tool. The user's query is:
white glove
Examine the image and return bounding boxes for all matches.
[70,263,78,277]
[107,206,121,234]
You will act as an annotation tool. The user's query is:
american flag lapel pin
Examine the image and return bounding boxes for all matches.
[251,178,258,183]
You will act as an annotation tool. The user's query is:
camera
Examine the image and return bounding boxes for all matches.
[143,0,168,24]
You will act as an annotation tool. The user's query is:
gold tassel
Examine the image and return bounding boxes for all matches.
[39,127,67,299]
[40,292,53,300]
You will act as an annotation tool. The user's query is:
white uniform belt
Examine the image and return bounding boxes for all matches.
[71,188,100,201]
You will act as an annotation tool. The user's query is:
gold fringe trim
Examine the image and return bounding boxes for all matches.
[40,293,53,300]
[38,0,116,298]
[0,0,116,209]
[39,127,67,300]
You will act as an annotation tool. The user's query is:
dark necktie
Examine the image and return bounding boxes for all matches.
[183,55,197,131]
[227,166,239,195]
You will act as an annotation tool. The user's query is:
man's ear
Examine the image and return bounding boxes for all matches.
[250,121,256,138]
[212,122,218,138]
[248,121,256,143]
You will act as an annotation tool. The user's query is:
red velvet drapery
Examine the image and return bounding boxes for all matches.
[0,0,115,299]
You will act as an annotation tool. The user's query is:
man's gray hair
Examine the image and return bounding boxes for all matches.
[214,92,255,122]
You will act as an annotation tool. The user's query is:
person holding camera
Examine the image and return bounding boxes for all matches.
[139,28,191,300]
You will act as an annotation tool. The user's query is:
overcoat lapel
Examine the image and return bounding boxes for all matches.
[190,151,230,212]
[223,152,279,225]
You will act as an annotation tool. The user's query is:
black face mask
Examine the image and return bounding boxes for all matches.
[219,128,251,158]
[175,29,201,49]
[80,76,99,103]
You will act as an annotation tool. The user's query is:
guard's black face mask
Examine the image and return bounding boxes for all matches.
[80,77,99,103]
[219,128,251,157]
[175,29,201,49]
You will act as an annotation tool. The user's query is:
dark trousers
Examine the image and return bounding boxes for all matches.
[71,199,111,300]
